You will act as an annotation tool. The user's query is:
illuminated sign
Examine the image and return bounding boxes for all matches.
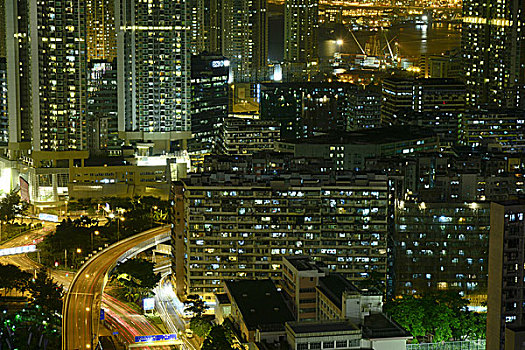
[135,334,177,343]
[38,213,59,222]
[0,245,37,257]
[143,298,155,311]
[211,60,230,68]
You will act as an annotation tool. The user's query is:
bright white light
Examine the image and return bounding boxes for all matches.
[336,39,343,46]
[422,15,428,21]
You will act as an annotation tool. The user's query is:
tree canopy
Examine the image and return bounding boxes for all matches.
[201,325,235,350]
[0,191,28,224]
[184,294,208,318]
[25,268,64,316]
[384,292,486,343]
[113,259,161,304]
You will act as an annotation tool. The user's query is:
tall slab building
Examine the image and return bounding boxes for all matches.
[6,0,88,153]
[462,0,525,109]
[116,0,191,152]
[87,0,116,61]
[284,0,318,63]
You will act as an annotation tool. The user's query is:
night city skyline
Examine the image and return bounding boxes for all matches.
[0,0,522,349]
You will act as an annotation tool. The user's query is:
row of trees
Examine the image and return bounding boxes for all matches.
[384,292,486,343]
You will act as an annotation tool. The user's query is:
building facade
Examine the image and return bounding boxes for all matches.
[172,172,389,300]
[189,53,229,156]
[219,117,280,155]
[394,201,490,302]
[462,0,525,109]
[487,201,525,350]
[284,0,319,64]
[116,0,191,152]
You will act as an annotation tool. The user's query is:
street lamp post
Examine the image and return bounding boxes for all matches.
[117,217,125,242]
[91,230,99,252]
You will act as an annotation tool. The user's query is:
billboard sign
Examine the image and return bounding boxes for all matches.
[134,334,177,343]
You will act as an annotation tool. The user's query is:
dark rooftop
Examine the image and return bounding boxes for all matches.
[317,274,360,309]
[286,320,360,335]
[215,293,230,305]
[284,126,436,145]
[225,279,294,331]
[362,314,411,339]
[284,256,327,272]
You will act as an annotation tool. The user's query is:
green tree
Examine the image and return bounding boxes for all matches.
[26,268,64,315]
[0,190,28,224]
[201,325,235,350]
[384,292,486,343]
[190,317,212,338]
[0,264,31,296]
[184,294,208,318]
[114,259,161,303]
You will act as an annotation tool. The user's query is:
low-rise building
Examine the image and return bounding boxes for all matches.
[317,274,382,324]
[282,256,328,321]
[219,117,280,155]
[285,320,362,350]
[224,279,295,343]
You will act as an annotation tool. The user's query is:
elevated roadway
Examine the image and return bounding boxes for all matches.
[62,225,170,350]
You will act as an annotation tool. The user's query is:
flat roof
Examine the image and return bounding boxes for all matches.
[287,320,360,334]
[362,313,411,339]
[215,293,230,305]
[285,126,436,145]
[317,275,360,309]
[284,256,327,272]
[225,279,294,330]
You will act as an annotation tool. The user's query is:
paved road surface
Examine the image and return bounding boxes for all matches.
[62,225,170,350]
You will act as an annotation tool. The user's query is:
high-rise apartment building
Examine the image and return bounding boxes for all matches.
[172,170,389,300]
[284,0,319,64]
[487,200,525,350]
[116,0,191,152]
[462,0,525,109]
[6,0,88,153]
[87,59,119,156]
[221,0,268,82]
[86,0,116,61]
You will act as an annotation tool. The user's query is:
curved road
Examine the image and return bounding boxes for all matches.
[62,225,170,350]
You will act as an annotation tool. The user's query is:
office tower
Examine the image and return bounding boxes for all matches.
[87,59,119,156]
[222,0,268,82]
[6,0,88,153]
[462,0,525,109]
[86,0,116,61]
[260,82,358,139]
[284,0,319,63]
[189,53,229,156]
[381,78,465,126]
[116,0,191,152]
[381,78,413,126]
[487,201,525,350]
[172,169,389,300]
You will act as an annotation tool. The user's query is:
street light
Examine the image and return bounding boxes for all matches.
[91,230,99,252]
[117,217,125,242]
